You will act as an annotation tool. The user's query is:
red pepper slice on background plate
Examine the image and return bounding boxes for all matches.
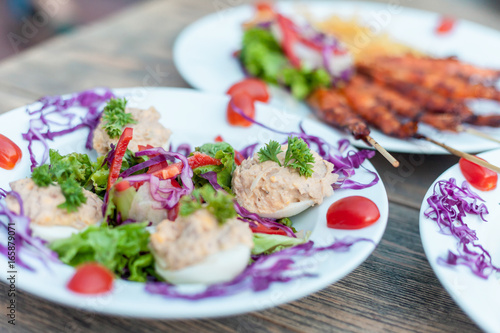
[459,157,497,191]
[276,14,301,68]
[436,16,455,35]
[67,263,114,295]
[250,222,287,236]
[214,135,224,142]
[227,78,270,103]
[326,196,380,230]
[107,127,134,190]
[226,92,256,127]
[0,133,22,170]
[255,1,273,13]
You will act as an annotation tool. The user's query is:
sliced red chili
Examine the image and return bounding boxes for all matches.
[250,222,287,235]
[148,152,221,180]
[107,127,133,190]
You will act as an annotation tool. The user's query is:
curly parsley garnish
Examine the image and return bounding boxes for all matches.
[179,186,236,224]
[31,150,90,213]
[258,137,315,177]
[57,178,87,212]
[102,98,136,138]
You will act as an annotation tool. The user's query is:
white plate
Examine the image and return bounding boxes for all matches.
[173,1,500,154]
[0,87,388,318]
[420,150,500,333]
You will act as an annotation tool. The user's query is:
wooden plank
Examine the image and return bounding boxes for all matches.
[1,0,500,113]
[0,203,480,333]
[369,152,459,209]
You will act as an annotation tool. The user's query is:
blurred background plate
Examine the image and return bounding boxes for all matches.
[173,1,500,154]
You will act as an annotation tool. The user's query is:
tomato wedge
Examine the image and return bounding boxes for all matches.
[459,157,498,191]
[0,134,22,170]
[227,92,255,127]
[67,263,114,294]
[227,78,270,103]
[436,16,455,35]
[326,196,380,230]
[107,127,134,190]
[250,222,287,236]
[114,180,131,192]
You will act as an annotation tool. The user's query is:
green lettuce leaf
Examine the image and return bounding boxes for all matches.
[252,232,309,256]
[193,142,237,192]
[49,222,154,282]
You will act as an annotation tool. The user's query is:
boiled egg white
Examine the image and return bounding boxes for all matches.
[30,223,91,243]
[152,244,251,285]
[258,199,315,219]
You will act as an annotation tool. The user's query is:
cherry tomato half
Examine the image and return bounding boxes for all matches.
[67,263,114,294]
[459,157,497,191]
[227,78,270,103]
[0,134,22,170]
[326,196,380,230]
[227,92,255,127]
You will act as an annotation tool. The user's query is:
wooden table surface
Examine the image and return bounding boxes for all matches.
[1,0,500,332]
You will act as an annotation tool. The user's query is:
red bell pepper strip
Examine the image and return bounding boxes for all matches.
[234,150,245,166]
[250,222,287,236]
[148,152,222,180]
[107,127,134,190]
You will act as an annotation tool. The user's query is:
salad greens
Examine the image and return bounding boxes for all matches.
[258,137,315,177]
[179,185,236,224]
[101,98,137,138]
[251,233,308,256]
[49,222,157,282]
[31,148,146,213]
[91,149,147,198]
[192,142,237,192]
[240,28,331,99]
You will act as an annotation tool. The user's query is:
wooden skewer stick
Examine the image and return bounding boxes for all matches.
[417,134,500,174]
[457,126,500,145]
[365,135,400,168]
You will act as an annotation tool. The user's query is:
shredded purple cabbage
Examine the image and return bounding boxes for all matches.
[424,178,499,279]
[22,88,115,170]
[239,142,259,159]
[230,102,378,190]
[120,148,194,210]
[0,189,58,270]
[234,201,296,238]
[174,143,192,157]
[145,237,372,300]
[199,171,222,190]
